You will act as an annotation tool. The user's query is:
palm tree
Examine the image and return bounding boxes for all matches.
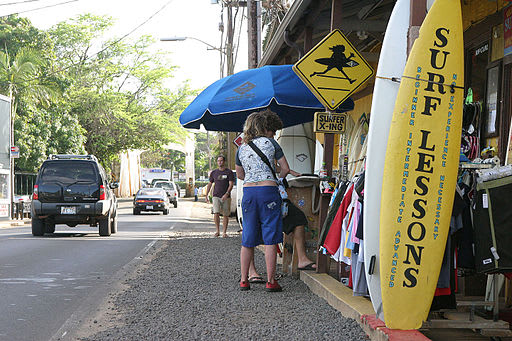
[0,47,58,216]
[0,47,57,125]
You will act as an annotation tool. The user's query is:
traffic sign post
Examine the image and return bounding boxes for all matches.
[293,29,374,111]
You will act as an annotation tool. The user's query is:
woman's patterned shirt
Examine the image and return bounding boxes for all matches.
[235,136,284,184]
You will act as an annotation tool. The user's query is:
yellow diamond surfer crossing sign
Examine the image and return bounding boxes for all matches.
[293,29,374,111]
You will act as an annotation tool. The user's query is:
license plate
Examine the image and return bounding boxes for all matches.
[146,205,153,210]
[61,206,76,214]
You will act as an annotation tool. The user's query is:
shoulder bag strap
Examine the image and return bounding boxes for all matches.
[247,140,278,180]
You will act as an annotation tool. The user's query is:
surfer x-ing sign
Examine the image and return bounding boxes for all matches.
[293,29,374,111]
[313,112,346,133]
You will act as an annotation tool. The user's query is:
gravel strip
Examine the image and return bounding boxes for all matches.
[80,233,369,340]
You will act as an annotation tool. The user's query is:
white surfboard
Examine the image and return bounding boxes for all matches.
[314,140,324,174]
[236,177,244,228]
[276,124,314,178]
[363,0,410,322]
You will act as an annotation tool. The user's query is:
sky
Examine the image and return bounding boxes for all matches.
[0,0,248,91]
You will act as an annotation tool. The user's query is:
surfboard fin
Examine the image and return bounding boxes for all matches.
[368,255,376,275]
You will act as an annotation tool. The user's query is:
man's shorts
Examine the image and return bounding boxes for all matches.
[241,186,283,247]
[212,196,231,216]
[282,200,308,235]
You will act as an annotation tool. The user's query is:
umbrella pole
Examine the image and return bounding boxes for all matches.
[207,132,212,171]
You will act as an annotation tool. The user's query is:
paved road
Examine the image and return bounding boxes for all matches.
[0,197,222,341]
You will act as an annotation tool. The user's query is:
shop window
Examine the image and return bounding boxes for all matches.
[468,43,489,102]
[485,65,501,137]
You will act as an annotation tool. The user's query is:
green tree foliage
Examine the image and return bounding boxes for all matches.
[0,14,195,172]
[0,16,84,172]
[0,16,54,57]
[49,15,192,168]
[140,148,185,180]
[14,104,86,171]
[194,132,210,178]
[0,47,58,111]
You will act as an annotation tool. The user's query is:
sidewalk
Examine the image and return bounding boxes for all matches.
[68,196,368,340]
[0,218,30,229]
[58,197,430,340]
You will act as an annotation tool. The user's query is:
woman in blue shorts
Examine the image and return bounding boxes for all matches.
[235,110,290,292]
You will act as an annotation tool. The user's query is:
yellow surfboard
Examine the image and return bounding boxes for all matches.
[379,0,464,330]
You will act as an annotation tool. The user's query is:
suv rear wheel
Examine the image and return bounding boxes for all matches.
[99,211,111,236]
[32,216,45,236]
[45,222,55,234]
[110,213,118,234]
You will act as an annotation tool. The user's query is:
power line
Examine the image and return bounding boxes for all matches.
[15,0,175,87]
[0,0,43,7]
[0,0,79,18]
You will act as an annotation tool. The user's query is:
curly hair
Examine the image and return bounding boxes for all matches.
[260,109,283,132]
[242,112,267,143]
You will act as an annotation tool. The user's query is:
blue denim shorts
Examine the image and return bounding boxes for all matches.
[241,186,283,247]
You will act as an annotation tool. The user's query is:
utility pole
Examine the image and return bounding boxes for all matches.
[225,0,236,169]
[247,0,261,69]
[226,2,235,76]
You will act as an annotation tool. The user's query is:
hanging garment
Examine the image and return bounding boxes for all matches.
[318,182,348,247]
[323,183,354,255]
[453,181,475,270]
[344,191,359,254]
[332,203,353,265]
[354,205,364,255]
[351,250,369,297]
[342,191,361,259]
[333,186,359,263]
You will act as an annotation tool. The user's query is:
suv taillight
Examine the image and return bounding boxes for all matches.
[99,185,106,200]
[33,185,39,200]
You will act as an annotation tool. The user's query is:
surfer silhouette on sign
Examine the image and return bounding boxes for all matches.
[310,44,358,84]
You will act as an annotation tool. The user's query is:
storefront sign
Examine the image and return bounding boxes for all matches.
[10,146,19,158]
[475,44,489,56]
[313,112,347,133]
[0,204,8,217]
[505,5,512,56]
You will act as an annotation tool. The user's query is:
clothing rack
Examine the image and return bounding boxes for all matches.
[422,163,512,338]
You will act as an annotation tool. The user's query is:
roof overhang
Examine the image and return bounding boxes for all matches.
[259,0,395,67]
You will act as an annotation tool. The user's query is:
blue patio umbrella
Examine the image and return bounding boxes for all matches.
[179,65,354,132]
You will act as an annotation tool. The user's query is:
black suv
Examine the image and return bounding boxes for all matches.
[31,154,118,236]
